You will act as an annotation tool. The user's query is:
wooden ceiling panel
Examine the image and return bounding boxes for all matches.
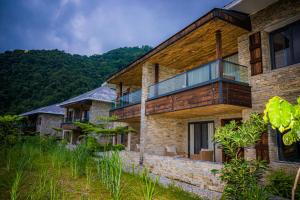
[109,19,248,86]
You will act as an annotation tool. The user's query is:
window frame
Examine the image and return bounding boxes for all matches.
[269,20,300,69]
[276,130,300,163]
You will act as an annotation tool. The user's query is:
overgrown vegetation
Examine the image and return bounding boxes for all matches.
[264,96,300,200]
[74,116,135,153]
[213,113,269,199]
[0,115,24,145]
[266,170,300,199]
[0,47,152,115]
[0,135,201,200]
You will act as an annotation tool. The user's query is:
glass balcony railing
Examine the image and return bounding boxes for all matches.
[113,89,142,109]
[148,59,248,99]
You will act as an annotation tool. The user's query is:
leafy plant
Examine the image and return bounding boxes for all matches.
[99,151,123,200]
[214,113,267,159]
[213,113,268,199]
[10,170,23,200]
[218,159,267,199]
[0,115,24,145]
[264,96,300,199]
[141,169,158,200]
[266,170,300,199]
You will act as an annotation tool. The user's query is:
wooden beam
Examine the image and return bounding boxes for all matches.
[119,82,123,97]
[215,30,222,59]
[154,63,159,83]
[154,63,159,96]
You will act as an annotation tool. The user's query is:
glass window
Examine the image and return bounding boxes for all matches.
[270,20,300,69]
[292,24,300,63]
[277,132,300,162]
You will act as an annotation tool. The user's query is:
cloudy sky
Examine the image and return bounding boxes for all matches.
[0,0,232,55]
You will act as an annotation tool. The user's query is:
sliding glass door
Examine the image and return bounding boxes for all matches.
[188,122,214,158]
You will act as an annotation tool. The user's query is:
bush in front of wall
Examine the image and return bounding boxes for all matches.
[112,144,125,151]
[266,170,300,199]
[213,113,269,199]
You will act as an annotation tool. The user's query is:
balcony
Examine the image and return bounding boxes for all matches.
[61,117,89,130]
[146,59,251,117]
[110,89,141,121]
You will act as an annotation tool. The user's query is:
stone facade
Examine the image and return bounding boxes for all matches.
[112,0,300,197]
[120,151,223,199]
[238,0,300,173]
[89,101,111,123]
[36,113,63,135]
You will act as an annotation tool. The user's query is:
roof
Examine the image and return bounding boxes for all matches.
[20,104,64,116]
[225,0,278,14]
[59,86,116,107]
[105,8,251,84]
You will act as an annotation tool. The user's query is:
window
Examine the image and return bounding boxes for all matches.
[270,20,300,69]
[277,131,300,162]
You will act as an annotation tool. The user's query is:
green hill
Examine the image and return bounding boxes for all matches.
[0,46,151,115]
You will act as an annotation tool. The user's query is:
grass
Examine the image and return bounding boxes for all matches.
[0,136,201,200]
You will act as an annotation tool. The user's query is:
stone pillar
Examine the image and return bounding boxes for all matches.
[140,62,155,164]
[127,133,131,151]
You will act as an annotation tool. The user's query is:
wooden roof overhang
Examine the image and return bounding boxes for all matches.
[106,8,251,86]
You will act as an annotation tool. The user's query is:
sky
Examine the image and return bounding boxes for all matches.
[0,0,232,55]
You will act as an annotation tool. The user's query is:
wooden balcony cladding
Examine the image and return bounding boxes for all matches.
[61,123,80,131]
[110,103,141,120]
[146,81,251,115]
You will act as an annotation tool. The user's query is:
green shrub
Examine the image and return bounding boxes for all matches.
[218,159,268,199]
[112,144,125,151]
[85,136,100,153]
[266,170,300,199]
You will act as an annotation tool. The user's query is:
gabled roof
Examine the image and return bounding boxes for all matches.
[105,8,251,84]
[20,104,64,116]
[59,87,116,107]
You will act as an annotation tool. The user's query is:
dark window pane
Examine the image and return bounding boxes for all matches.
[277,132,300,162]
[272,30,290,68]
[292,23,300,63]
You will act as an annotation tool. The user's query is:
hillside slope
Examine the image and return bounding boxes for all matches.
[0,46,151,114]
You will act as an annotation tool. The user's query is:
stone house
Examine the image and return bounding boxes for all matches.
[21,104,64,136]
[106,0,300,198]
[59,86,118,145]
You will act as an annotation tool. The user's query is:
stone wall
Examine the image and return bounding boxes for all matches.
[238,0,300,172]
[89,101,111,124]
[36,114,63,135]
[120,151,223,199]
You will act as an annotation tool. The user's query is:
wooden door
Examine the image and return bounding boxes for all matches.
[255,132,269,163]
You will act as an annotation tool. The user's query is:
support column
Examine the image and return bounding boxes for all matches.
[140,62,155,165]
[127,133,131,151]
[215,30,223,104]
[154,63,159,96]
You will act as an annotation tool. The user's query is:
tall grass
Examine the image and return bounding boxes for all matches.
[141,169,158,200]
[99,151,123,200]
[70,145,90,178]
[10,170,22,200]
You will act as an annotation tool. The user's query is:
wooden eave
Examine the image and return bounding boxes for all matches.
[106,8,251,86]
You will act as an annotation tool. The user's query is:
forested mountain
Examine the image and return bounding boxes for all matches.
[0,46,151,115]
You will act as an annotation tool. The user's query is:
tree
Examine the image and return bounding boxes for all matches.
[263,96,300,200]
[74,116,135,151]
[0,115,24,145]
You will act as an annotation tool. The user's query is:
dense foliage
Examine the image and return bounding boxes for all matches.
[0,115,24,145]
[0,46,152,115]
[213,114,268,199]
[263,96,300,145]
[266,170,300,199]
[0,136,201,200]
[264,96,300,200]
